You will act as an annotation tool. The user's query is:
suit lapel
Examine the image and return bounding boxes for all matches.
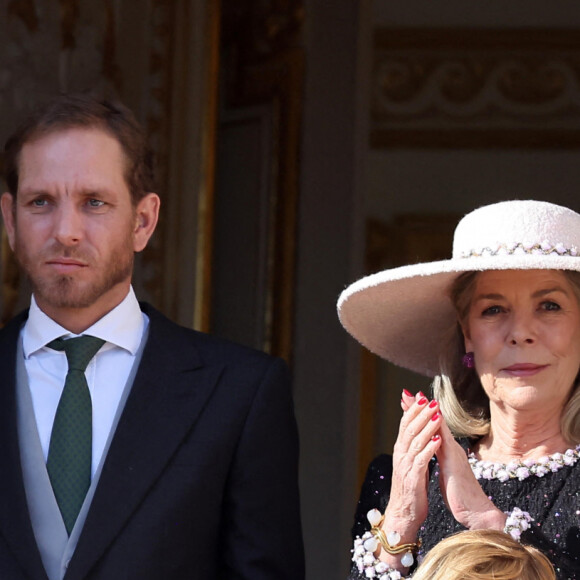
[67,306,222,579]
[0,312,50,580]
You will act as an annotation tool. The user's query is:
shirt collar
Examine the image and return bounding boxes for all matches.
[23,287,146,358]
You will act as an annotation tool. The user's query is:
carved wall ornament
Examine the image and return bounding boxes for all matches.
[372,29,580,148]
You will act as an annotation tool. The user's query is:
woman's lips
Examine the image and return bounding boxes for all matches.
[502,363,548,377]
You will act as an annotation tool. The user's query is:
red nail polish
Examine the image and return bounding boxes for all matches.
[418,391,425,398]
[403,389,412,397]
[418,397,428,406]
[432,434,441,442]
[431,412,440,421]
[429,400,438,408]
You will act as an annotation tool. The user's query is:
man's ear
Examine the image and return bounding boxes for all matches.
[1,193,16,250]
[133,192,160,252]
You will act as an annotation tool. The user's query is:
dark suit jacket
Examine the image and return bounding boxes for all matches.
[0,304,304,579]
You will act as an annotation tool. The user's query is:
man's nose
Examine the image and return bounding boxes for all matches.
[53,204,83,245]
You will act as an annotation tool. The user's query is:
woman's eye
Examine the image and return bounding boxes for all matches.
[482,305,503,316]
[541,301,561,311]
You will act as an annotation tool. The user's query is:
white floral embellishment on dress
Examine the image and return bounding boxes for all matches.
[469,445,580,481]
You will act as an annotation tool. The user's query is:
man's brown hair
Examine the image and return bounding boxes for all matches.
[3,93,156,205]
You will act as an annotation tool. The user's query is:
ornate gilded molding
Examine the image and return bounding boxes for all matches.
[221,0,304,362]
[372,29,580,148]
[139,0,176,309]
[59,0,80,49]
[222,0,304,60]
[7,0,38,32]
[139,0,221,331]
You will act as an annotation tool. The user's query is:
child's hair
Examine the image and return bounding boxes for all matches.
[412,529,555,580]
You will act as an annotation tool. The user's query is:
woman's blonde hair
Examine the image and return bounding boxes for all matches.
[433,270,580,444]
[412,529,555,580]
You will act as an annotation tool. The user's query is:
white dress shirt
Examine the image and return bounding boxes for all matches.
[21,287,149,477]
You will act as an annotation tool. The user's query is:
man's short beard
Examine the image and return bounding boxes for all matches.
[14,239,135,310]
[29,258,133,309]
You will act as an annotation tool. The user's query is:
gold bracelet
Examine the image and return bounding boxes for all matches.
[370,527,422,554]
[367,509,422,567]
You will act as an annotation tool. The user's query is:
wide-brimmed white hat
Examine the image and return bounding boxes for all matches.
[337,200,580,377]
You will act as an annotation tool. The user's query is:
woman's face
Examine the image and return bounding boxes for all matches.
[463,269,580,414]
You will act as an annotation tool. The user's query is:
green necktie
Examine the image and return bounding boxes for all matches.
[46,335,105,535]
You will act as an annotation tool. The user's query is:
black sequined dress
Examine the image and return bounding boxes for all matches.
[348,444,580,580]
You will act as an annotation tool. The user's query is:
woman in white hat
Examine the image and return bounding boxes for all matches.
[340,200,580,580]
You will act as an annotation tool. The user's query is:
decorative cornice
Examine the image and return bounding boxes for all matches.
[371,29,580,148]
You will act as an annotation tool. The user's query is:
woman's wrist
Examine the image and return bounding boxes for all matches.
[382,509,422,543]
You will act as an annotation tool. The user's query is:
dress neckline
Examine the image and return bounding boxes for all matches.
[468,444,580,481]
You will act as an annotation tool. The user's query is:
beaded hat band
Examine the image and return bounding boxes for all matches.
[337,200,580,376]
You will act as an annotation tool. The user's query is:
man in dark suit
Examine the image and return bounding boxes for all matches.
[0,94,304,580]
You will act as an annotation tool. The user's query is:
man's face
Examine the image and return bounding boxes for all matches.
[1,127,158,327]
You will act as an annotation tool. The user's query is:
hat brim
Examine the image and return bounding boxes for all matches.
[337,254,580,377]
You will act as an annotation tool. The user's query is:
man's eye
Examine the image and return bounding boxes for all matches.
[32,199,48,207]
[87,199,105,207]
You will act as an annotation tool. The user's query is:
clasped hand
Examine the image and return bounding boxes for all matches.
[382,391,505,550]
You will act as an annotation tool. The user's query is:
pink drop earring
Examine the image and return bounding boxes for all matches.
[462,351,475,368]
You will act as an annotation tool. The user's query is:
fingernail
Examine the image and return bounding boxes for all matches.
[431,412,441,421]
[418,391,425,398]
[418,397,428,406]
[403,389,413,397]
[429,400,438,409]
[432,434,441,442]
